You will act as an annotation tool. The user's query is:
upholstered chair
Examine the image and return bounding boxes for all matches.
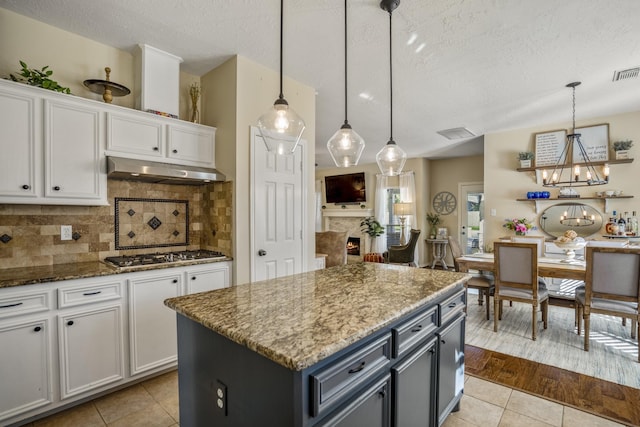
[493,241,549,340]
[383,229,421,266]
[448,236,494,320]
[576,246,640,362]
[315,231,348,268]
[510,235,546,258]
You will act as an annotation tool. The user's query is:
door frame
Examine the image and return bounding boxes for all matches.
[249,126,308,281]
[457,182,484,254]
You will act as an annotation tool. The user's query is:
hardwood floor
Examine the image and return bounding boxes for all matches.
[465,344,640,426]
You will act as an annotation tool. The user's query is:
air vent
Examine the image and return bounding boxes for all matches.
[436,127,476,140]
[612,67,639,81]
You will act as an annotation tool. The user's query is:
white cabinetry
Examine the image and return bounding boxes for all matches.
[106,109,216,167]
[185,262,230,294]
[56,278,125,399]
[0,288,53,422]
[128,270,183,376]
[0,79,107,205]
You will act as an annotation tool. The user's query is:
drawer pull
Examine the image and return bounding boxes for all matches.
[153,146,159,151]
[172,149,178,154]
[192,276,197,280]
[34,326,42,332]
[67,320,74,326]
[22,184,30,190]
[410,324,423,333]
[448,302,457,308]
[347,361,366,374]
[378,389,386,398]
[172,279,178,284]
[0,302,23,309]
[53,186,61,191]
[83,291,102,296]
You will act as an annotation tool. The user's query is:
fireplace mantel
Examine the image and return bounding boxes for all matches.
[322,209,373,218]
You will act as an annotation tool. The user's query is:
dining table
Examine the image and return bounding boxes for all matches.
[456,252,586,307]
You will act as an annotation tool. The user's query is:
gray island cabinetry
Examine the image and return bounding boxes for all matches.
[165,263,470,427]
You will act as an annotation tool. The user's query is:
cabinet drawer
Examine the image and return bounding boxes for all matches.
[392,305,438,358]
[0,291,51,320]
[58,280,123,309]
[310,333,392,417]
[439,289,466,325]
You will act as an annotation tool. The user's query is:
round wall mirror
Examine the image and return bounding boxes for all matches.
[539,203,603,238]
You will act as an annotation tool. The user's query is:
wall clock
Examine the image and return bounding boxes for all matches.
[433,191,457,215]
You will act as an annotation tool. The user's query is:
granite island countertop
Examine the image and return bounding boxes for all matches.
[164,263,471,371]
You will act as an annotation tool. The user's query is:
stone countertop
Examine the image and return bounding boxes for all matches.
[164,263,471,371]
[0,257,233,288]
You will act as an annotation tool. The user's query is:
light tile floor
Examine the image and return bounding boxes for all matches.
[22,370,624,427]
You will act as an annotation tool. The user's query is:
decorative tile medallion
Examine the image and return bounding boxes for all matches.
[147,216,162,230]
[0,234,12,244]
[114,197,189,250]
[72,232,81,241]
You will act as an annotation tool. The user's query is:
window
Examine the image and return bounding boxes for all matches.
[385,188,401,247]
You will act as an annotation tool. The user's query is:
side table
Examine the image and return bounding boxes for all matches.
[426,238,449,270]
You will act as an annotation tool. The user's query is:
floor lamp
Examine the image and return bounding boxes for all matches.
[393,202,413,245]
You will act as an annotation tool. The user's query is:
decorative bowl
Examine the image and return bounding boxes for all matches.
[553,238,586,261]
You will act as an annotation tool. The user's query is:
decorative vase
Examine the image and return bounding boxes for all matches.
[615,150,629,160]
[190,102,199,123]
[189,83,200,124]
[519,159,532,168]
[515,231,526,236]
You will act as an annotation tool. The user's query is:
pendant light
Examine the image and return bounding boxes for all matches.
[327,0,365,167]
[541,82,609,187]
[257,0,306,155]
[376,0,407,177]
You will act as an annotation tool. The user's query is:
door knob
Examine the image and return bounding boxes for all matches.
[258,249,267,256]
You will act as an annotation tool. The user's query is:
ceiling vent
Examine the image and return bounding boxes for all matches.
[612,67,639,82]
[437,127,476,140]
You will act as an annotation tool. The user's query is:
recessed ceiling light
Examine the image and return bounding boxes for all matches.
[359,92,373,101]
[407,33,417,45]
[437,127,476,140]
[415,43,425,53]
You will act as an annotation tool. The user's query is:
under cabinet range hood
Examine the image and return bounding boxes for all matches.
[107,156,225,185]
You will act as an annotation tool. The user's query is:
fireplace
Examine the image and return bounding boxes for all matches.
[347,237,360,256]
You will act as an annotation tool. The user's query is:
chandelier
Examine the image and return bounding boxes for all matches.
[559,204,595,227]
[542,82,609,187]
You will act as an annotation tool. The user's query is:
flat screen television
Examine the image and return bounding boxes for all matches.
[325,172,366,204]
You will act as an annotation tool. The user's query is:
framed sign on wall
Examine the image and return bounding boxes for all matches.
[534,129,566,167]
[573,123,609,163]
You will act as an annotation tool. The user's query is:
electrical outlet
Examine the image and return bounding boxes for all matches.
[61,225,72,241]
[215,380,228,415]
[490,209,497,217]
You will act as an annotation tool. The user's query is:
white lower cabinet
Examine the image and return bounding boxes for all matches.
[0,317,52,421]
[185,262,230,294]
[58,305,124,399]
[128,271,183,376]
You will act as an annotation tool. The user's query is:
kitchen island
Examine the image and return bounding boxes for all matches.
[165,263,470,426]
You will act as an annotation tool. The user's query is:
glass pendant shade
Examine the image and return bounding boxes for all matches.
[327,123,365,167]
[376,139,407,176]
[258,98,306,154]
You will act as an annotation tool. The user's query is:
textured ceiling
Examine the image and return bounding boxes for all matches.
[2,0,640,167]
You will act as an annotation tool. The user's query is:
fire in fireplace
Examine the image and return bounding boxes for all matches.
[346,237,360,256]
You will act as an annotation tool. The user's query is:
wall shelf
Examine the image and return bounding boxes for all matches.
[516,196,634,214]
[516,158,633,172]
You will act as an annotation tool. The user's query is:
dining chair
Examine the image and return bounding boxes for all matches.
[510,235,546,258]
[575,246,640,362]
[383,229,421,266]
[315,231,348,268]
[493,241,549,340]
[448,236,494,320]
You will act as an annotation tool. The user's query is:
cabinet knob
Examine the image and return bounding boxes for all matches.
[67,320,74,326]
[378,389,387,398]
[153,146,159,151]
[53,186,61,191]
[33,326,42,332]
[172,279,178,284]
[22,184,30,190]
[172,149,178,154]
[192,276,196,280]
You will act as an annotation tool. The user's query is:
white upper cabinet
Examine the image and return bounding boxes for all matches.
[0,82,41,199]
[0,79,107,205]
[106,108,216,168]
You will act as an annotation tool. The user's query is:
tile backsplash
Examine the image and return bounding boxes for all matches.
[0,179,233,269]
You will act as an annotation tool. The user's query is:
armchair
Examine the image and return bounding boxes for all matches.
[383,229,421,266]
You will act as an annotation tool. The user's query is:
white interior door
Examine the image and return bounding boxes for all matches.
[251,127,303,281]
[458,182,484,254]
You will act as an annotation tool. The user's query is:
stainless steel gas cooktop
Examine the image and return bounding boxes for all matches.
[104,250,226,268]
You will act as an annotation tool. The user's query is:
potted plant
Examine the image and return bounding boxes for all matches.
[360,217,384,253]
[7,61,71,94]
[518,152,534,168]
[426,212,441,239]
[612,140,633,160]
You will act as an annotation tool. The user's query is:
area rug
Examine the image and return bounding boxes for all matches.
[465,300,640,389]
